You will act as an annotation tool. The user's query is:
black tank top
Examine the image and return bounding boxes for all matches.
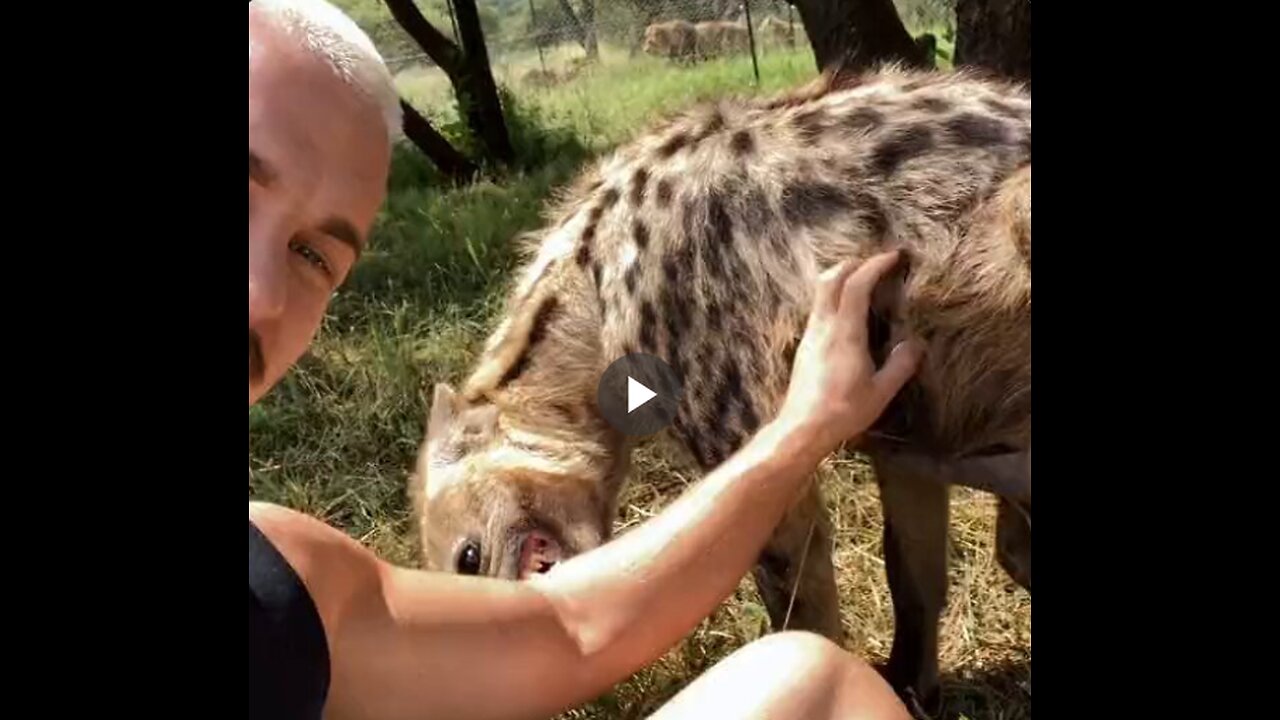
[249,518,330,719]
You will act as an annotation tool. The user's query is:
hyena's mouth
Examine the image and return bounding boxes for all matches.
[517,529,563,579]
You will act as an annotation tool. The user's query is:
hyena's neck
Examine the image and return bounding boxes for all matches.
[462,231,632,482]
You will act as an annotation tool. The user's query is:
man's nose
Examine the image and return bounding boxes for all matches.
[249,228,288,324]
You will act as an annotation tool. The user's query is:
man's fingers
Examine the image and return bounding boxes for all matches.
[838,250,904,321]
[815,259,861,316]
[872,338,925,402]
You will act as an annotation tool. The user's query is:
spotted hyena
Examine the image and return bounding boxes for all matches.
[411,66,1031,715]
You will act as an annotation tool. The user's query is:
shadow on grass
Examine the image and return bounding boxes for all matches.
[935,659,1032,720]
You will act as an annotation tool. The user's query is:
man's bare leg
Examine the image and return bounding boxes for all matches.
[648,632,911,720]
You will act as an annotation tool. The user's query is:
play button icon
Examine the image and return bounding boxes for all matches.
[627,377,657,413]
[597,353,683,437]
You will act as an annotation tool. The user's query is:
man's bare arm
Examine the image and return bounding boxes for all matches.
[252,252,923,720]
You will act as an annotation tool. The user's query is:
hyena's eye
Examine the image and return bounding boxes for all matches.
[456,540,482,575]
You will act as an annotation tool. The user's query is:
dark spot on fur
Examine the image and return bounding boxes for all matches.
[702,442,724,467]
[658,132,690,158]
[981,96,1027,120]
[711,363,744,438]
[764,281,782,311]
[911,96,951,113]
[794,109,826,141]
[783,338,799,369]
[730,129,754,155]
[661,292,683,351]
[669,351,685,387]
[591,261,602,288]
[901,78,928,92]
[946,112,1009,147]
[662,253,681,284]
[708,192,734,246]
[872,125,935,176]
[851,190,889,238]
[656,179,674,208]
[696,109,726,140]
[601,187,620,209]
[498,297,560,387]
[629,168,649,205]
[724,360,744,398]
[624,264,639,294]
[782,182,853,227]
[684,199,725,280]
[633,220,650,250]
[683,428,709,468]
[575,240,592,268]
[551,403,576,423]
[739,400,760,436]
[639,301,657,351]
[844,106,884,133]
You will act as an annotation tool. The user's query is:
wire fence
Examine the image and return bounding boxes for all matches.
[357,0,955,146]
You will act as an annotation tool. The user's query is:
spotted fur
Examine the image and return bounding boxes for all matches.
[413,65,1031,709]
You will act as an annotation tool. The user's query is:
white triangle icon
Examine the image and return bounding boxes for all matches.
[627,377,658,413]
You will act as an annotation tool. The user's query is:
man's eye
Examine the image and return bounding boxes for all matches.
[289,240,332,276]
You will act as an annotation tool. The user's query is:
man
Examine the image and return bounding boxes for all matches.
[248,2,924,718]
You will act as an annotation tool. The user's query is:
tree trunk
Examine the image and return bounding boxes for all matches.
[399,100,479,182]
[450,0,515,163]
[384,0,513,164]
[580,0,598,60]
[624,0,661,56]
[790,0,928,74]
[954,0,1031,85]
[555,0,599,60]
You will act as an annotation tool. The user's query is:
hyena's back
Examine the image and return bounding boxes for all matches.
[550,68,1031,465]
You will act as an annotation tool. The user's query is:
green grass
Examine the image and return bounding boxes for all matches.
[250,46,1030,719]
[396,41,817,153]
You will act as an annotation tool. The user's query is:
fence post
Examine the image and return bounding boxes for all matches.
[787,2,795,49]
[526,0,547,75]
[742,1,760,85]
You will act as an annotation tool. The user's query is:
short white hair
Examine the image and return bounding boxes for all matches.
[250,0,403,140]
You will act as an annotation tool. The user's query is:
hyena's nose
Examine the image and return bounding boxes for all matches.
[518,530,562,579]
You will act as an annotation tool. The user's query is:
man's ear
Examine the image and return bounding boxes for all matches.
[427,383,457,441]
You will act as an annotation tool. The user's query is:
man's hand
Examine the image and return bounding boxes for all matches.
[780,251,925,455]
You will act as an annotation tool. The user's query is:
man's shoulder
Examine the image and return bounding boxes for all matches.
[248,502,378,631]
[250,502,366,575]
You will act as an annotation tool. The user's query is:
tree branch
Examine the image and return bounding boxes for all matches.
[383,0,463,79]
[399,100,478,182]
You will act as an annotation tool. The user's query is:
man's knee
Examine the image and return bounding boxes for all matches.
[739,631,848,676]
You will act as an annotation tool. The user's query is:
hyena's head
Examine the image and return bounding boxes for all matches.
[411,382,626,580]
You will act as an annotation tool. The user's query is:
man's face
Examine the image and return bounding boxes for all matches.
[248,15,391,406]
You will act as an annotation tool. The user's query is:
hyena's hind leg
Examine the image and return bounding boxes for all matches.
[751,480,844,644]
[871,451,950,719]
[996,497,1031,593]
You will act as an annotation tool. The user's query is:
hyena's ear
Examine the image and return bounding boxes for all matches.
[463,292,561,401]
[426,382,458,441]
